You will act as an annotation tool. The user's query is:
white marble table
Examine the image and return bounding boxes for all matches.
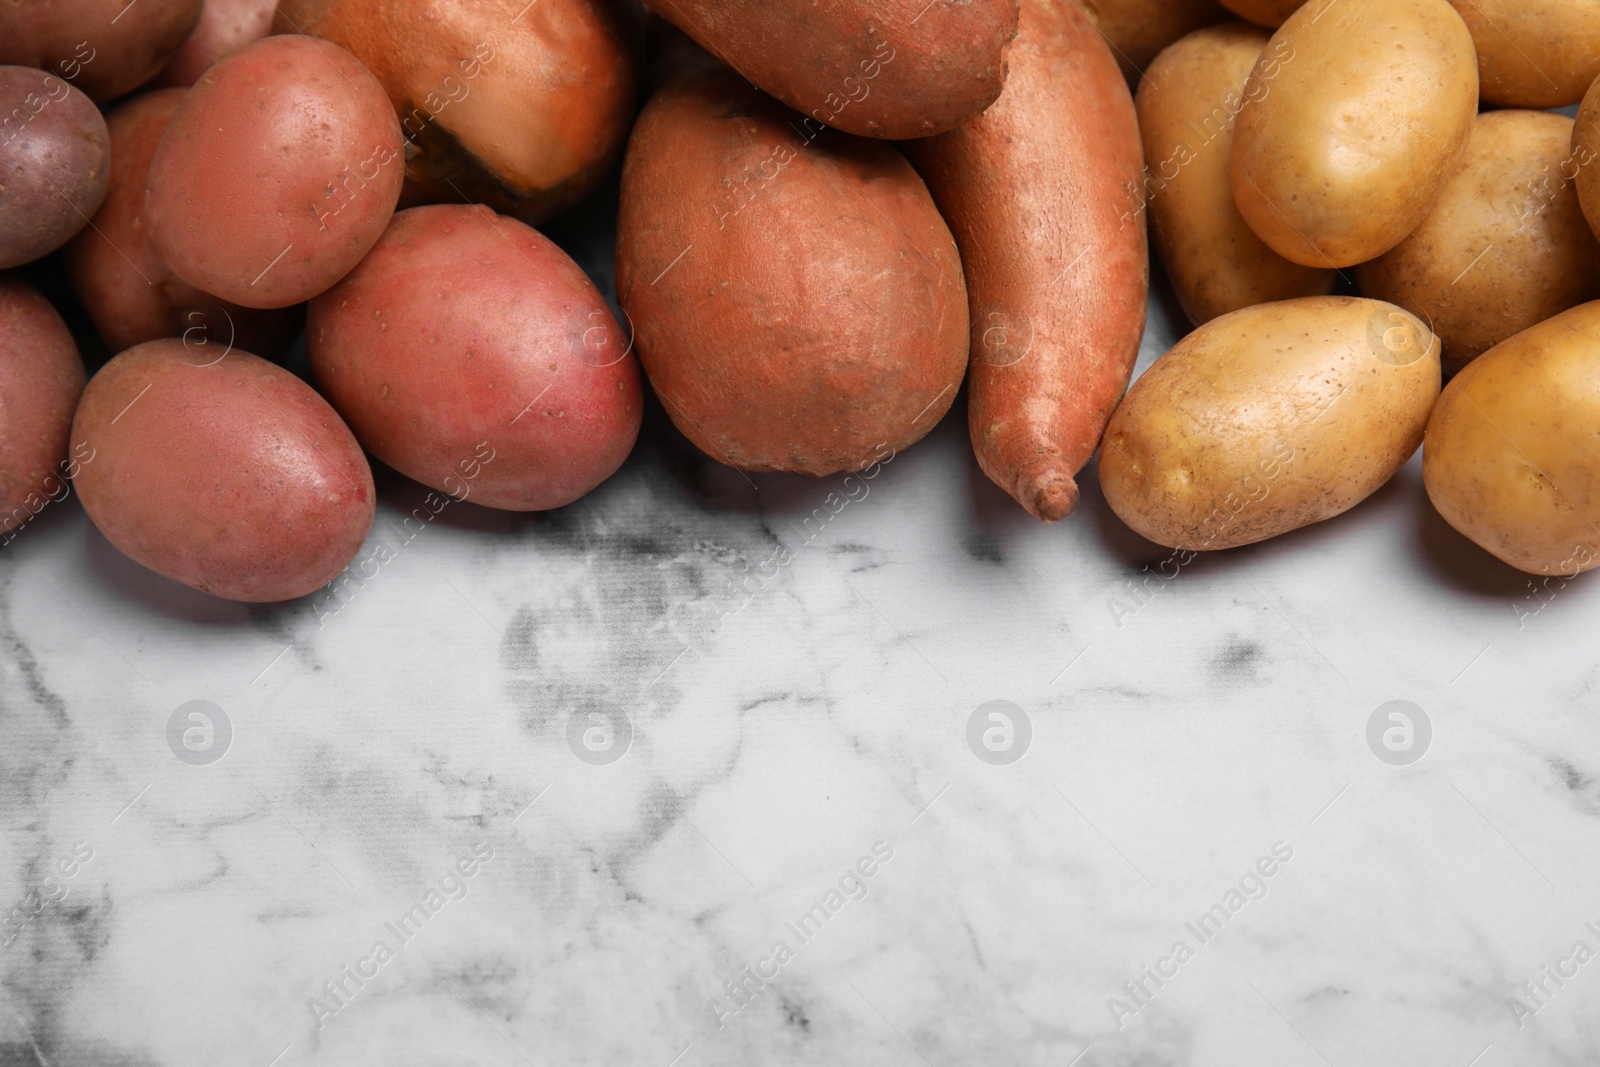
[3,218,1599,1067]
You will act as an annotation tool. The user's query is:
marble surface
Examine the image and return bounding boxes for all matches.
[5,224,1600,1067]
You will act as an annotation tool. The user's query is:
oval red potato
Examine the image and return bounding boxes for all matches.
[146,34,403,309]
[0,276,86,537]
[308,204,643,512]
[71,340,376,602]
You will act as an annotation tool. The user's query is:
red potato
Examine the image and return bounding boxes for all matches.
[0,0,202,101]
[145,34,403,310]
[903,0,1147,521]
[308,204,644,512]
[155,0,277,87]
[0,275,86,538]
[65,89,301,357]
[0,66,110,269]
[71,339,375,602]
[616,67,969,475]
[642,0,1018,139]
[274,0,638,223]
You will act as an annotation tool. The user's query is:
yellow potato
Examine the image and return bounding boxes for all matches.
[1357,111,1600,375]
[1137,22,1335,326]
[1079,0,1230,81]
[1571,77,1600,240]
[1099,296,1440,550]
[1424,302,1600,576]
[1219,0,1307,27]
[1230,0,1478,269]
[1448,0,1600,108]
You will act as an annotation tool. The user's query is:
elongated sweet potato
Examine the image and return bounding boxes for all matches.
[643,0,1018,139]
[904,0,1147,521]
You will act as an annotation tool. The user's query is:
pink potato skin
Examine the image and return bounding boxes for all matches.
[155,0,278,87]
[145,34,404,310]
[307,204,644,512]
[0,0,203,102]
[0,276,86,536]
[65,89,302,356]
[70,339,376,602]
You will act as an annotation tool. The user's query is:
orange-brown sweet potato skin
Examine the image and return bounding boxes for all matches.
[0,275,85,536]
[0,0,202,101]
[65,89,301,357]
[616,68,969,475]
[71,339,375,602]
[275,0,637,223]
[904,0,1147,521]
[643,0,1018,139]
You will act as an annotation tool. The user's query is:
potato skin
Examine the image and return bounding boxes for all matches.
[0,275,86,536]
[1447,0,1600,108]
[145,34,403,310]
[0,66,109,270]
[642,0,1018,139]
[71,339,375,602]
[1230,0,1478,269]
[1137,24,1334,327]
[155,0,277,87]
[1571,77,1600,242]
[1424,302,1600,576]
[64,89,302,356]
[1078,0,1229,81]
[1218,0,1306,27]
[617,68,967,475]
[904,0,1145,521]
[274,0,637,224]
[1358,111,1600,376]
[1100,296,1441,550]
[308,204,644,512]
[0,0,202,101]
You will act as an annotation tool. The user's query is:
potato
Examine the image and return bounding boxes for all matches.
[1099,296,1440,550]
[274,0,637,224]
[1571,77,1600,241]
[1231,0,1478,269]
[71,339,375,602]
[1447,0,1600,108]
[0,0,202,101]
[1137,24,1334,326]
[145,34,403,310]
[0,66,109,269]
[1218,0,1306,27]
[308,204,643,512]
[1079,0,1229,82]
[1358,111,1600,376]
[65,89,302,357]
[155,0,276,87]
[617,68,968,475]
[641,0,1018,139]
[0,275,86,538]
[1424,302,1600,576]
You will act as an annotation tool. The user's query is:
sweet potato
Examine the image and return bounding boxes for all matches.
[904,0,1147,521]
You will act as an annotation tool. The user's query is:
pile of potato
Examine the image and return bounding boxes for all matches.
[2,0,1598,604]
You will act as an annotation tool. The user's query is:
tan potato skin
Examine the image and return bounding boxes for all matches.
[1100,296,1441,550]
[1571,77,1600,242]
[1447,0,1600,108]
[0,0,202,101]
[1358,111,1600,376]
[1424,302,1600,576]
[1230,0,1478,269]
[1218,0,1306,27]
[1078,0,1229,81]
[1137,23,1334,327]
[642,0,1018,139]
[274,0,637,224]
[903,0,1145,522]
[71,340,375,602]
[0,276,85,537]
[617,67,968,475]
